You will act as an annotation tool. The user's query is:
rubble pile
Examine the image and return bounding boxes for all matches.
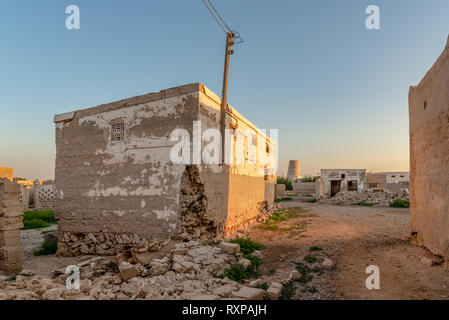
[0,241,276,300]
[320,188,410,207]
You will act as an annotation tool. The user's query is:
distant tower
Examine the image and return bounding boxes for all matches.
[287,160,301,181]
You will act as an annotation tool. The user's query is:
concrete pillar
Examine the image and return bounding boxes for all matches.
[275,184,286,200]
[0,179,23,275]
[287,160,301,181]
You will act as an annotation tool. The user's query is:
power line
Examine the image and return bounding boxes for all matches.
[206,0,232,33]
[200,0,229,34]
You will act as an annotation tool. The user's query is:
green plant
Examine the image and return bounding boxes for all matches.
[245,255,263,276]
[301,176,315,183]
[353,202,374,207]
[274,197,293,203]
[256,282,269,291]
[280,281,296,300]
[334,201,344,206]
[267,268,276,276]
[309,246,323,252]
[276,177,292,190]
[34,240,57,256]
[22,210,57,230]
[306,199,317,203]
[260,224,279,231]
[222,264,248,282]
[230,237,265,255]
[304,254,318,263]
[389,199,410,208]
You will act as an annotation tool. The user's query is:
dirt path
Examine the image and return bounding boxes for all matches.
[246,200,449,300]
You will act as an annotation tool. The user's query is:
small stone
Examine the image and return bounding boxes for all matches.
[249,279,262,287]
[232,286,264,300]
[190,295,220,300]
[238,258,251,270]
[420,256,436,267]
[290,270,301,280]
[20,269,35,277]
[41,287,66,300]
[266,282,283,300]
[119,262,139,281]
[218,242,240,255]
[252,250,263,259]
[322,258,334,270]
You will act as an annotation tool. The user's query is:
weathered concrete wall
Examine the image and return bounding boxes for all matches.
[55,84,201,255]
[409,36,449,258]
[320,169,366,198]
[0,180,23,275]
[0,168,13,181]
[292,181,315,193]
[54,83,276,255]
[198,87,276,235]
[275,184,286,199]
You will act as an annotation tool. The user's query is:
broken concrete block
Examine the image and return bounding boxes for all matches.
[149,259,169,276]
[290,270,301,280]
[118,262,138,281]
[322,258,334,270]
[420,256,436,267]
[238,258,251,270]
[232,286,264,300]
[252,250,263,260]
[218,242,240,255]
[266,282,283,300]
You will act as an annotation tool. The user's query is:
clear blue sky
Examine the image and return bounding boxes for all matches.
[1,0,449,179]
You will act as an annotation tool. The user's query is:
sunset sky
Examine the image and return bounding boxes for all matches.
[1,0,449,179]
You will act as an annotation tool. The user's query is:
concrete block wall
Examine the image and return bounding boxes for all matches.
[34,185,56,210]
[0,180,23,275]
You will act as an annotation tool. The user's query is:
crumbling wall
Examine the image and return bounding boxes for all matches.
[0,180,23,275]
[179,165,218,241]
[409,36,449,258]
[55,84,201,256]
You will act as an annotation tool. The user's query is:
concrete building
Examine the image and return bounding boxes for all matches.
[409,35,449,258]
[316,169,366,198]
[53,83,276,256]
[287,160,301,181]
[0,168,13,182]
[366,172,410,192]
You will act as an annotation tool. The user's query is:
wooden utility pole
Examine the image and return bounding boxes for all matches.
[221,32,235,164]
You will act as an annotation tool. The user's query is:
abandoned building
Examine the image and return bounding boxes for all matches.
[287,160,301,181]
[53,83,276,256]
[316,169,366,198]
[366,172,410,192]
[409,35,449,259]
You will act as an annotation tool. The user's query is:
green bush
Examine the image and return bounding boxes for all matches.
[230,237,265,255]
[221,255,263,282]
[22,210,57,230]
[301,176,315,183]
[389,199,410,208]
[276,177,292,190]
[34,240,58,256]
[309,246,323,252]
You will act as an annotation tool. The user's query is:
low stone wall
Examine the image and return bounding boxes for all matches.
[292,182,315,193]
[0,180,23,275]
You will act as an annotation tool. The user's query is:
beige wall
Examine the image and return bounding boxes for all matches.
[409,36,449,258]
[0,168,13,182]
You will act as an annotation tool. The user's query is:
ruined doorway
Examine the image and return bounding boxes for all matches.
[330,180,341,197]
[347,181,358,192]
[179,165,217,240]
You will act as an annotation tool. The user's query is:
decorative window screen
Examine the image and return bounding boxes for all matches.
[112,123,125,141]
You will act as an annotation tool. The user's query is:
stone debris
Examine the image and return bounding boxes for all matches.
[218,242,240,255]
[231,286,265,300]
[420,256,436,267]
[266,282,283,300]
[321,258,334,270]
[0,241,266,300]
[320,188,410,207]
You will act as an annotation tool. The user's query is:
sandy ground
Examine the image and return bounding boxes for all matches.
[246,199,449,300]
[7,199,449,300]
